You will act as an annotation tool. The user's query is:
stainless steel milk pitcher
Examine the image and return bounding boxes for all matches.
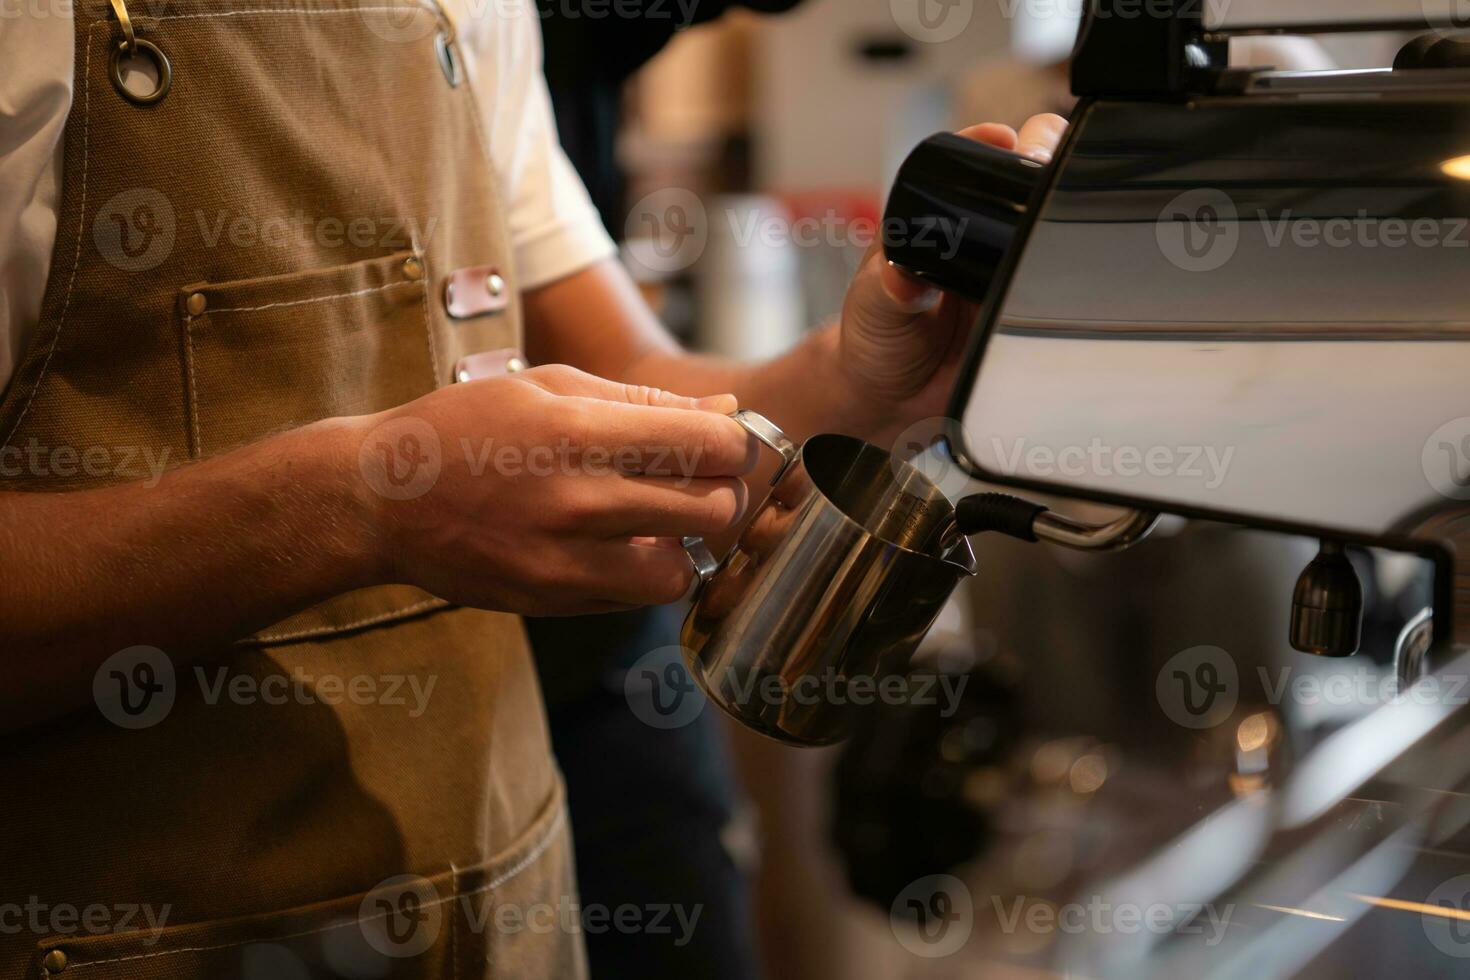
[680,411,978,746]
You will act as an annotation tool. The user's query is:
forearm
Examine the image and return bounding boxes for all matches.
[0,417,378,727]
[524,261,891,452]
[619,324,883,444]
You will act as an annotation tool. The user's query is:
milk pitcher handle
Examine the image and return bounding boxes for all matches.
[682,410,799,588]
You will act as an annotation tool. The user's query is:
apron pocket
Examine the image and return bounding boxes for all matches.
[178,250,439,458]
[28,782,585,980]
[456,794,586,980]
[27,868,463,980]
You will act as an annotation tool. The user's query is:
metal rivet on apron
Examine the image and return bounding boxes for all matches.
[107,0,170,106]
[185,292,208,316]
[443,265,508,319]
[41,949,68,975]
[506,356,525,373]
[402,256,424,281]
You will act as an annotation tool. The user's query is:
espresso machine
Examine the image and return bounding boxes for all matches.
[832,3,1470,975]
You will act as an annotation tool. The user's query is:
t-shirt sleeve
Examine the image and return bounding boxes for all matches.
[0,9,72,394]
[457,0,617,291]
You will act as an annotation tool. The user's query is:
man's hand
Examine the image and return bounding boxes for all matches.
[1,364,752,727]
[523,114,1071,483]
[355,365,753,615]
[836,114,1069,433]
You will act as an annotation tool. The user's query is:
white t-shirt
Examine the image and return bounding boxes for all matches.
[0,0,615,392]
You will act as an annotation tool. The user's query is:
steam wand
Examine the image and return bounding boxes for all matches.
[956,497,1365,658]
[953,492,1159,553]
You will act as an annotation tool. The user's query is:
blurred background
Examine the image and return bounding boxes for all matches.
[533,4,1438,978]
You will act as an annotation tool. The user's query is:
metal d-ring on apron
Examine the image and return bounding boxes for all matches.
[107,0,172,105]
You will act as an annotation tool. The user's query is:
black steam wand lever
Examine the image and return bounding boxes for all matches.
[955,492,1159,553]
[882,133,1046,303]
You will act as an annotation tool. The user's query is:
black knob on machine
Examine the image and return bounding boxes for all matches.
[1290,541,1364,658]
[881,132,1047,303]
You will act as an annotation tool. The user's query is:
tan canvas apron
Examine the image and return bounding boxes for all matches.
[0,2,585,977]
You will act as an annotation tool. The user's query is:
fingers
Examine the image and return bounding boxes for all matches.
[571,399,758,478]
[575,538,699,606]
[564,475,750,539]
[956,115,1068,163]
[1014,113,1069,163]
[956,122,1019,151]
[521,363,739,415]
[511,364,753,477]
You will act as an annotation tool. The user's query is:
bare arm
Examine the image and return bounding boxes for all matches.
[2,370,751,731]
[0,418,375,729]
[524,256,960,459]
[524,117,1071,452]
[524,259,877,448]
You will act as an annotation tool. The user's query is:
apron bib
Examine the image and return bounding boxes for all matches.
[0,3,584,976]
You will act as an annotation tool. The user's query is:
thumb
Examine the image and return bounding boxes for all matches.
[841,248,946,396]
[846,246,946,354]
[846,247,941,333]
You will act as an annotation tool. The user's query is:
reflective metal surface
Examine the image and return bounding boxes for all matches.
[681,429,977,746]
[835,532,1469,978]
[1033,504,1160,551]
[955,95,1470,541]
[868,44,1470,976]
